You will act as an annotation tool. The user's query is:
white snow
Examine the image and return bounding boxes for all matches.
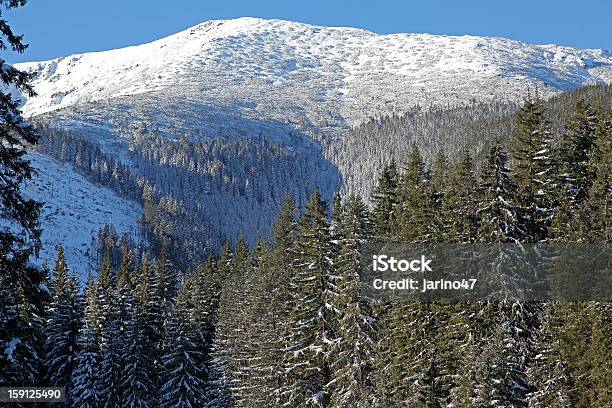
[22,152,142,281]
[14,17,612,139]
[3,338,20,362]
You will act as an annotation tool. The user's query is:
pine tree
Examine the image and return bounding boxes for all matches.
[396,144,431,242]
[209,239,243,406]
[442,149,479,243]
[159,292,207,408]
[96,250,123,408]
[44,246,82,400]
[269,196,299,405]
[284,189,335,407]
[371,160,399,240]
[551,100,599,240]
[430,150,449,241]
[97,317,123,408]
[477,142,523,242]
[154,244,178,323]
[132,256,164,402]
[120,303,155,408]
[329,195,376,407]
[0,0,47,386]
[511,94,556,241]
[584,107,611,242]
[71,324,100,408]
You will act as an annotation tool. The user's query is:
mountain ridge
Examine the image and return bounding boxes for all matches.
[16,17,612,136]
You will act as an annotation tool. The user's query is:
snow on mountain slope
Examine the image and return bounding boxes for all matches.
[16,17,612,138]
[23,152,142,280]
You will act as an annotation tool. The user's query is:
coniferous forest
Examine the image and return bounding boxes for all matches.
[1,2,611,408]
[4,94,611,407]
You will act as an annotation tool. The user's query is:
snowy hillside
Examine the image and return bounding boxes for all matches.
[23,152,142,280]
[16,17,612,138]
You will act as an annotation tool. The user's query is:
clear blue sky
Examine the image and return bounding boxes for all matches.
[5,0,612,63]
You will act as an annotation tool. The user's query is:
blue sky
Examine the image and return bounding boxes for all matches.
[5,0,612,63]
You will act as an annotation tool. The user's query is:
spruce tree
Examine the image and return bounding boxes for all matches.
[371,160,399,240]
[511,94,556,241]
[44,246,82,398]
[159,292,207,408]
[284,189,335,407]
[329,195,376,407]
[477,142,523,242]
[430,150,449,241]
[551,100,598,240]
[396,144,431,242]
[71,325,100,408]
[584,107,611,242]
[270,196,299,405]
[133,256,164,400]
[0,0,47,386]
[442,149,479,243]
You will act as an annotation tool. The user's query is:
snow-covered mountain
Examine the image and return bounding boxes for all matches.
[13,18,612,271]
[16,17,612,138]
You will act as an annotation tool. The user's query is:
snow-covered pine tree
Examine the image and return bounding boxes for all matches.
[210,239,249,406]
[187,255,218,400]
[71,324,100,408]
[511,94,556,241]
[526,302,573,408]
[0,0,48,387]
[477,142,523,242]
[328,194,377,407]
[284,189,335,407]
[44,246,82,400]
[551,100,598,240]
[134,255,164,382]
[159,291,207,408]
[154,244,178,323]
[115,249,157,407]
[97,315,124,408]
[269,196,299,405]
[96,250,124,408]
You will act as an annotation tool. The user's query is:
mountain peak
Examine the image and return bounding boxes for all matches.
[15,17,612,128]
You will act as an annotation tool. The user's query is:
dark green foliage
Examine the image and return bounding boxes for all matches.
[396,144,431,242]
[477,142,523,242]
[511,94,556,241]
[371,160,399,239]
[0,0,48,388]
[44,246,82,396]
[442,149,479,242]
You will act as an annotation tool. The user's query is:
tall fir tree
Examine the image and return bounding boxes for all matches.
[0,0,47,387]
[328,194,377,407]
[284,189,336,407]
[442,149,479,243]
[396,144,431,242]
[44,246,82,401]
[371,160,399,240]
[511,94,556,241]
[70,324,100,408]
[477,142,523,242]
[159,290,207,408]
